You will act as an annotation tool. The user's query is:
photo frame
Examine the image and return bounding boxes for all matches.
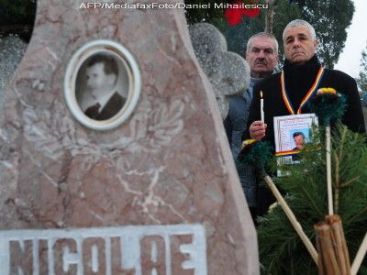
[64,40,141,130]
[273,113,318,175]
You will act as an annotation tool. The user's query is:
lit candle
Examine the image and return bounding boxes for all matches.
[260,90,264,123]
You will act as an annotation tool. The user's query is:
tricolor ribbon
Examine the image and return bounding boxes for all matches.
[280,67,325,114]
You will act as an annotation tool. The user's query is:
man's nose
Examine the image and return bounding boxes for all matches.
[257,50,265,58]
[293,38,301,47]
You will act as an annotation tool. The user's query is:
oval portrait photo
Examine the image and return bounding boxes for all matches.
[64,40,141,130]
[77,54,127,121]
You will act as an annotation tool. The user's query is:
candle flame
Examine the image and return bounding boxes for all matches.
[260,91,263,98]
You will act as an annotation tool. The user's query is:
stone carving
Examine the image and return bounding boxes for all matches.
[0,0,259,274]
[0,224,207,274]
[189,22,250,118]
[21,96,184,161]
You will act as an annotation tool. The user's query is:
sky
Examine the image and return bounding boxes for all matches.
[334,0,367,78]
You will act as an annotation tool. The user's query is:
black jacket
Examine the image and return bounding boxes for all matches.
[84,92,126,121]
[244,55,366,148]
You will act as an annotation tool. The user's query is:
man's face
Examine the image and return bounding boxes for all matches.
[294,134,305,150]
[283,25,317,65]
[246,37,278,78]
[86,62,110,91]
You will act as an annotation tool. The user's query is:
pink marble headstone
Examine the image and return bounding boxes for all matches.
[0,0,259,274]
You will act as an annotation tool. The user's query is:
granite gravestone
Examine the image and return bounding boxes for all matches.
[0,1,259,274]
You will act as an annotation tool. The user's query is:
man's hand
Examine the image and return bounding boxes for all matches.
[249,121,267,141]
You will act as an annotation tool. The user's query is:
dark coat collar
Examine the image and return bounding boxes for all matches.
[283,55,321,75]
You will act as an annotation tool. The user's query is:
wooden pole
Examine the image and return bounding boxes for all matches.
[265,0,275,33]
[326,215,351,275]
[264,175,318,264]
[314,222,340,275]
[315,231,326,275]
[351,232,367,275]
[314,215,351,275]
[326,126,334,215]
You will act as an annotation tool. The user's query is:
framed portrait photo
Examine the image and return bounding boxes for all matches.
[64,40,141,130]
[273,113,318,176]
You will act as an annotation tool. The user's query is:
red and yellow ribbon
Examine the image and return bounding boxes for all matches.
[280,67,325,114]
[275,150,300,157]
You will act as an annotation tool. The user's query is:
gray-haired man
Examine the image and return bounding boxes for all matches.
[246,19,365,215]
[224,32,279,219]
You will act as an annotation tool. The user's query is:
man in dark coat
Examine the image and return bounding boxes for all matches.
[224,32,279,220]
[82,54,126,121]
[247,19,365,147]
[245,19,366,215]
[84,92,125,120]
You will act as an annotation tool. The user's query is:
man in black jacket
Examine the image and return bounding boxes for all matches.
[247,19,365,146]
[245,19,366,215]
[224,32,279,220]
[81,54,126,120]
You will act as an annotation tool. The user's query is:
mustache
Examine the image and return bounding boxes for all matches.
[254,59,267,65]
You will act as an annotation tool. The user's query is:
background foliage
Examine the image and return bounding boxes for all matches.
[186,0,355,68]
[357,42,367,92]
[0,0,36,25]
[0,0,36,41]
[258,125,367,274]
[0,0,356,68]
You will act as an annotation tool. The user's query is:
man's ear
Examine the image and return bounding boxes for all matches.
[314,39,319,48]
[106,74,117,88]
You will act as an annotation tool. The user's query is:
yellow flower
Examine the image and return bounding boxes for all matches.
[241,139,256,149]
[317,87,337,95]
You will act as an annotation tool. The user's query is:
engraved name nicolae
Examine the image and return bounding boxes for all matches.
[0,224,207,275]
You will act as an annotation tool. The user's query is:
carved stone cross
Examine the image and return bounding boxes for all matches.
[189,22,250,119]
